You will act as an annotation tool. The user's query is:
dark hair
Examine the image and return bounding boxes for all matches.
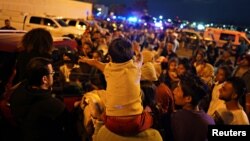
[93,50,104,59]
[217,65,233,80]
[26,57,52,86]
[81,41,94,49]
[5,19,10,22]
[179,73,209,106]
[178,58,190,70]
[178,58,197,75]
[168,57,178,68]
[239,53,250,65]
[140,81,156,108]
[108,38,134,63]
[226,77,246,100]
[22,28,53,54]
[195,49,206,58]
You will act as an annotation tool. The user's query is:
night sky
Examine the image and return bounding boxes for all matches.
[96,0,250,26]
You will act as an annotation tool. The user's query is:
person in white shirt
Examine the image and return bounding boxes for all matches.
[213,77,249,125]
[207,66,232,116]
[172,33,179,53]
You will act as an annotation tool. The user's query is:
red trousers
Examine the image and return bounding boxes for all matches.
[103,112,153,136]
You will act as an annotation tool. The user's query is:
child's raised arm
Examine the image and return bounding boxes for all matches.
[79,56,106,72]
[134,52,143,68]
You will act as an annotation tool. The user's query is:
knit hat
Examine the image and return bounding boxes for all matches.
[141,62,158,81]
[142,50,154,63]
[153,62,162,78]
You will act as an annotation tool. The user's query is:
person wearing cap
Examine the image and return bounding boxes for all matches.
[141,50,158,82]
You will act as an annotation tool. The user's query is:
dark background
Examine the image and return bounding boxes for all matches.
[96,0,250,26]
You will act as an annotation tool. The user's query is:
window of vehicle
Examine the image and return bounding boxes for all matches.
[30,17,41,24]
[62,19,67,22]
[68,20,77,26]
[79,21,86,26]
[56,19,68,27]
[44,18,58,28]
[184,32,199,40]
[219,33,235,42]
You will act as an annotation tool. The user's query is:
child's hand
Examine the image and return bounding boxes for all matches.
[79,56,106,72]
[133,42,141,53]
[78,56,95,65]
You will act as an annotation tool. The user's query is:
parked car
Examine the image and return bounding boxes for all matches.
[62,18,87,31]
[180,29,203,41]
[178,29,203,49]
[1,14,84,39]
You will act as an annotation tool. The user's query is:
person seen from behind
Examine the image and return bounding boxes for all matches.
[14,28,53,83]
[79,38,153,135]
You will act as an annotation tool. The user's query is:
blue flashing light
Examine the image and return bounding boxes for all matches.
[117,16,126,20]
[112,15,117,19]
[107,18,110,21]
[96,12,101,16]
[128,17,138,22]
[159,15,163,20]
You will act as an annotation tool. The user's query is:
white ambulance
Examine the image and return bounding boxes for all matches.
[203,27,250,48]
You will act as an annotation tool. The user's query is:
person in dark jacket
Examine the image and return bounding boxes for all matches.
[0,19,16,30]
[10,57,74,141]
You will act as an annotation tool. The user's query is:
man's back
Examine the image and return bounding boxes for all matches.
[0,26,16,30]
[10,81,70,141]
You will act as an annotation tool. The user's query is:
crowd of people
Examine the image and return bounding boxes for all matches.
[0,18,250,141]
